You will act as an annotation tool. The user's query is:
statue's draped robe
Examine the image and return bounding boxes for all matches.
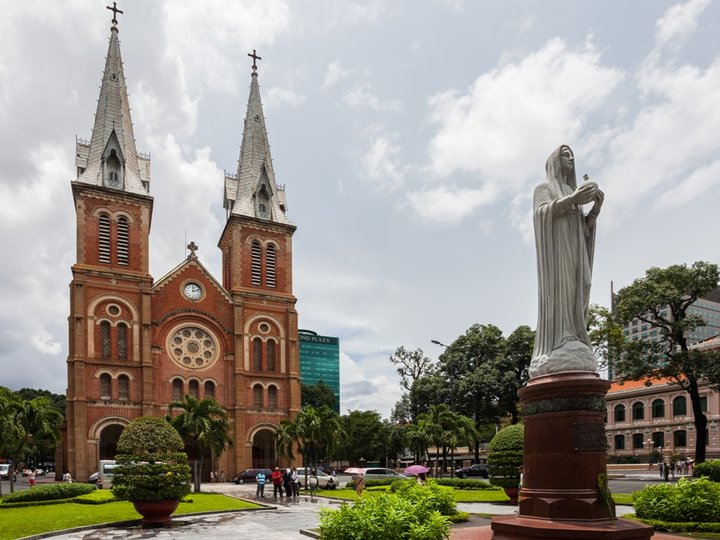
[529,145,597,378]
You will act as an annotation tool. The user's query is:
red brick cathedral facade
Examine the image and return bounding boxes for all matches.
[63,14,300,481]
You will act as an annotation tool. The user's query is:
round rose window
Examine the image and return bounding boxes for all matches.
[167,326,218,369]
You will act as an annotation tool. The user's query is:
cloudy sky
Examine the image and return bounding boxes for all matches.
[2,0,719,418]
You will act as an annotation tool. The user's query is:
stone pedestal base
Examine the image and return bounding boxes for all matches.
[490,371,653,539]
[491,515,653,539]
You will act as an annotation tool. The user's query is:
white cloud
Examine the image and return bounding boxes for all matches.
[405,185,499,225]
[265,87,305,110]
[343,84,403,111]
[427,38,624,187]
[654,0,710,47]
[161,0,291,93]
[323,60,351,88]
[363,132,407,190]
[654,159,720,209]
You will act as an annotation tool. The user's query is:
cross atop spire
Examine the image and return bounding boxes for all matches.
[248,49,262,70]
[187,241,198,258]
[106,2,123,26]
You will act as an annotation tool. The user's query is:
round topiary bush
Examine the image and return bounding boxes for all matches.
[111,416,191,502]
[487,423,524,489]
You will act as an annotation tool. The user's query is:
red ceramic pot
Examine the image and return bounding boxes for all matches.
[132,500,180,527]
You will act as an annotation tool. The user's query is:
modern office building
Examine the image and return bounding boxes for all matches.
[298,330,340,412]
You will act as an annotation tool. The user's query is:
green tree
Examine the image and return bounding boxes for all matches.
[587,304,625,373]
[301,380,337,410]
[13,388,65,469]
[166,395,232,492]
[490,325,534,424]
[389,347,434,422]
[0,390,63,494]
[339,410,388,466]
[405,418,432,464]
[613,261,720,463]
[439,324,506,460]
[275,406,344,472]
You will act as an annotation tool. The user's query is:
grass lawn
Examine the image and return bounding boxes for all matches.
[0,492,260,540]
[317,486,511,503]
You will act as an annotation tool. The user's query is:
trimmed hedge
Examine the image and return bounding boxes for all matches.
[632,517,720,534]
[487,423,524,489]
[434,478,493,490]
[319,481,455,539]
[693,460,720,482]
[1,482,94,504]
[633,477,720,523]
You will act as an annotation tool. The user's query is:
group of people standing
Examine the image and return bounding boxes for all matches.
[255,467,314,499]
[209,470,225,483]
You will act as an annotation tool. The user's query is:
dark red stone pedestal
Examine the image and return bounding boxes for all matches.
[491,371,653,539]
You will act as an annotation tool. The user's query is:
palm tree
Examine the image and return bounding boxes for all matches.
[405,418,432,465]
[447,413,477,477]
[0,392,62,495]
[420,404,457,477]
[274,406,343,474]
[167,395,232,492]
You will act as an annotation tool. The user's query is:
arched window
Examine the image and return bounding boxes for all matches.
[189,380,199,398]
[106,149,122,188]
[117,323,128,360]
[98,213,111,263]
[172,379,183,401]
[614,404,625,423]
[651,399,665,419]
[118,375,129,400]
[204,381,215,399]
[253,338,263,371]
[117,216,129,265]
[268,386,278,409]
[267,340,276,371]
[266,244,276,288]
[100,373,111,400]
[100,321,112,359]
[251,241,262,286]
[632,402,644,421]
[253,385,263,408]
[673,396,687,416]
[614,435,625,450]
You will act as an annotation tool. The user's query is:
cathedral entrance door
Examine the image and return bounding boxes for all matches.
[252,429,276,468]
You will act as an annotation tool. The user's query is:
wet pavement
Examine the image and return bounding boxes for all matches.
[23,476,647,540]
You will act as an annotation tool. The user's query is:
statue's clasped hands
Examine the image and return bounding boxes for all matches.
[570,181,600,205]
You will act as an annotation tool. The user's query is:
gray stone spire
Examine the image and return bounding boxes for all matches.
[74,17,150,195]
[223,59,291,225]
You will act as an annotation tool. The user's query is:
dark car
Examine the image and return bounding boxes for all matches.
[455,463,489,479]
[232,468,272,484]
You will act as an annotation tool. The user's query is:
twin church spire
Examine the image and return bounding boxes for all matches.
[76,4,290,227]
[75,6,150,195]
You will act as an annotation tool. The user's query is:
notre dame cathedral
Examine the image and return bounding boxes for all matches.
[62,7,300,480]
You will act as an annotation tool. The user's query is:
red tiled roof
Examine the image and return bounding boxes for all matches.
[608,378,673,394]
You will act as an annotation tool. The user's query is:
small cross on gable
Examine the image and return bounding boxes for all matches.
[187,241,198,258]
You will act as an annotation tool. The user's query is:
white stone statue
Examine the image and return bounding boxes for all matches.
[529,145,604,378]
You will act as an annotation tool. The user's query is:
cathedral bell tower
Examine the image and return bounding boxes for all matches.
[65,5,153,480]
[219,51,301,471]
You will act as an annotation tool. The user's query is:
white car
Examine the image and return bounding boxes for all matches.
[295,468,337,489]
[362,467,409,481]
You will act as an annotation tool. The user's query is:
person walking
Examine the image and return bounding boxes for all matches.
[255,470,266,498]
[28,469,36,487]
[353,473,366,498]
[283,468,294,499]
[271,467,284,498]
[291,467,299,497]
[309,470,318,498]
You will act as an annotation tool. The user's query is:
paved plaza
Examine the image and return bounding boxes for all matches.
[28,472,672,540]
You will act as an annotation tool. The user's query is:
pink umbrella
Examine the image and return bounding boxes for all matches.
[405,465,429,476]
[343,467,364,475]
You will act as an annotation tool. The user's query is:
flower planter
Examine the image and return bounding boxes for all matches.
[133,500,180,527]
[503,487,519,505]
